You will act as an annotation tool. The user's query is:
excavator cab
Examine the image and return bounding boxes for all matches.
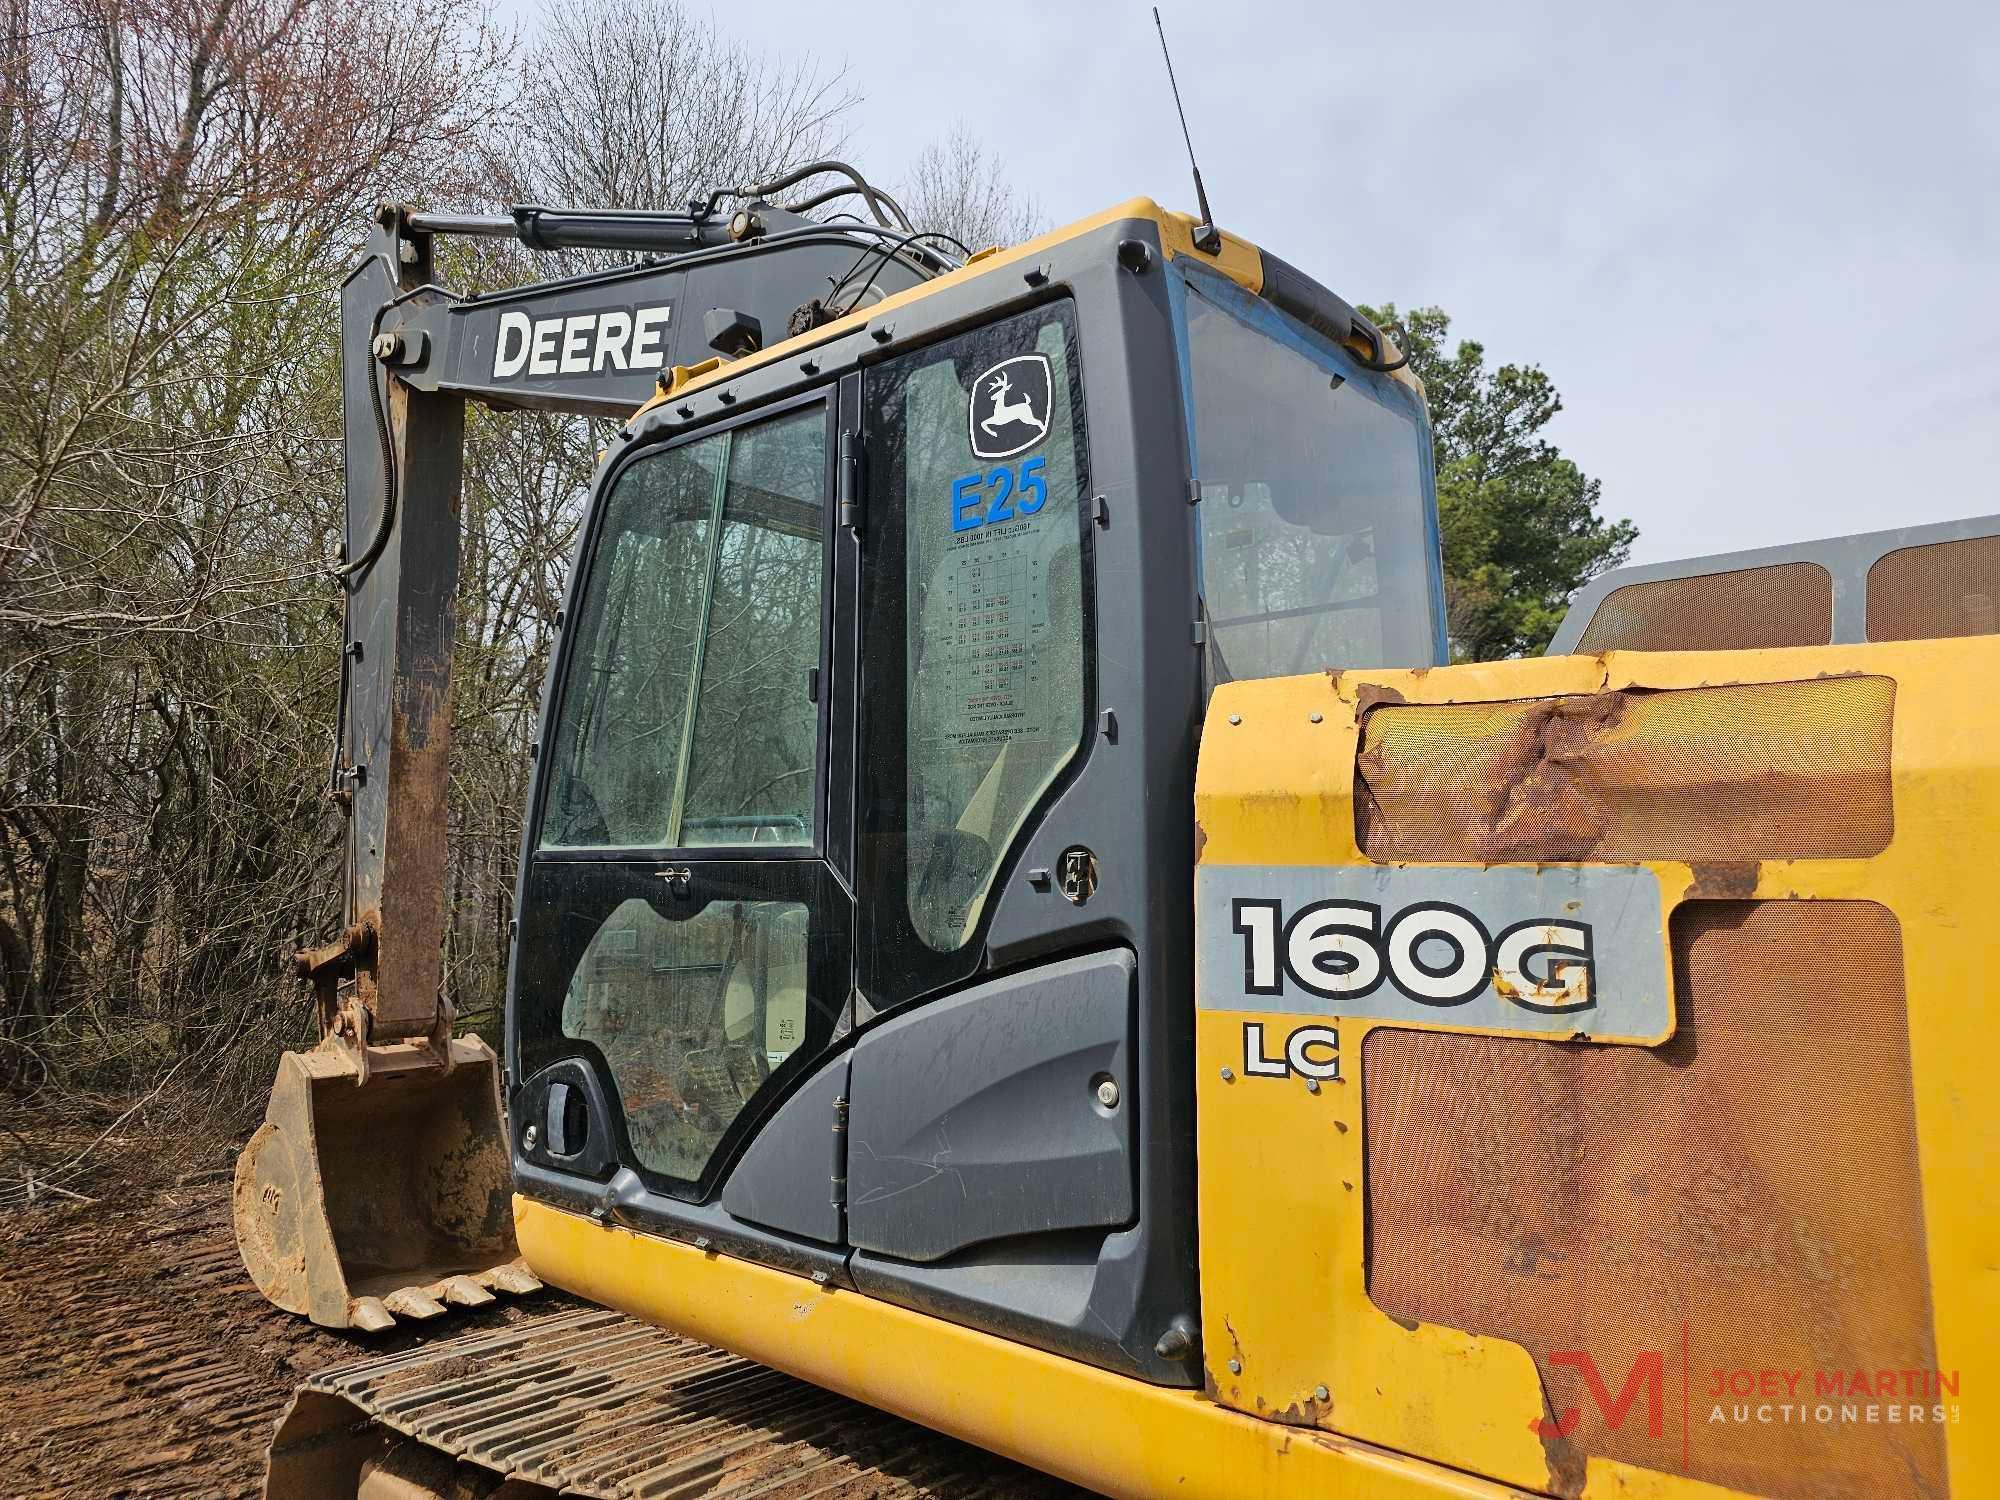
[233,184,1442,1342]
[495,205,1440,1383]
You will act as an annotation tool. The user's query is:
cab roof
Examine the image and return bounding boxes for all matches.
[646,197,1419,416]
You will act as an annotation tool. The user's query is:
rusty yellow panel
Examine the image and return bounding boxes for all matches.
[1194,1007,1558,1490]
[1194,640,2000,1499]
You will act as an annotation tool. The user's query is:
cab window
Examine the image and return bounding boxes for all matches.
[1184,279,1436,678]
[538,405,827,851]
[559,892,810,1180]
[861,302,1090,991]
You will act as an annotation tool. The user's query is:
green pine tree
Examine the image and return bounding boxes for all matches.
[1364,304,1638,660]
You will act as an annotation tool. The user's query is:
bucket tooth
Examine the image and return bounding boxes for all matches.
[441,1276,496,1308]
[347,1297,395,1333]
[384,1287,448,1320]
[485,1261,544,1296]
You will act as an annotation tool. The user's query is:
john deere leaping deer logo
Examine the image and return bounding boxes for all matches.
[968,353,1053,460]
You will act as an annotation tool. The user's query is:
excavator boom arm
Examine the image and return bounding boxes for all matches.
[334,200,934,1041]
[236,187,937,1332]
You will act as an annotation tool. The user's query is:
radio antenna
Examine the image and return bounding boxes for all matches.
[1152,7,1222,253]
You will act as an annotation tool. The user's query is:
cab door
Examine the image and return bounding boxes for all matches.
[510,390,856,1219]
[840,300,1160,1372]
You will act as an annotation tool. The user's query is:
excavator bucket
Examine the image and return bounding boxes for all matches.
[233,1035,540,1331]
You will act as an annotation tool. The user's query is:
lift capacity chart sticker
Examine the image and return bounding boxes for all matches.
[1195,864,1671,1044]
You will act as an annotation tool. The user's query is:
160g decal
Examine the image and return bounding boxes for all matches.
[1232,897,1594,1013]
[1194,865,1673,1043]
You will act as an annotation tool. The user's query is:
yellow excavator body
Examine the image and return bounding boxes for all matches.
[1189,640,1997,1499]
[240,174,2000,1499]
[463,636,1994,1500]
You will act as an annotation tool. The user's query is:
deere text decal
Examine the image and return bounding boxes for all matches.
[1195,864,1671,1043]
[491,302,674,379]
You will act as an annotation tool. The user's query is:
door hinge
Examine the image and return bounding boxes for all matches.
[837,428,862,532]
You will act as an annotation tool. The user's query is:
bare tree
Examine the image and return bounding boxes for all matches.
[0,0,1048,1187]
[495,0,855,211]
[0,0,512,1118]
[897,121,1045,252]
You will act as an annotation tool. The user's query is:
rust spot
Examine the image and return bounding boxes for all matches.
[1193,820,1208,865]
[1539,1416,1590,1500]
[1353,677,1895,865]
[1528,1353,1592,1500]
[1502,1230,1567,1277]
[1271,1389,1334,1428]
[1354,682,1407,713]
[1688,861,1760,898]
[1357,690,1631,861]
[1386,1311,1419,1332]
[1203,1316,1250,1406]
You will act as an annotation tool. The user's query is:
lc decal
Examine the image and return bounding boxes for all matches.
[1242,1021,1341,1081]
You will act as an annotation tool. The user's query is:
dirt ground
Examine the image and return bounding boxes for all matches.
[0,1142,554,1499]
[0,1129,1084,1500]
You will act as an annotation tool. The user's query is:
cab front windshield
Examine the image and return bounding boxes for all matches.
[1183,278,1437,678]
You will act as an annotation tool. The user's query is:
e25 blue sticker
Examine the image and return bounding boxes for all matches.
[951,455,1048,533]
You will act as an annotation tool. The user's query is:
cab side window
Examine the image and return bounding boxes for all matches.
[1183,280,1436,679]
[540,407,827,851]
[862,303,1092,994]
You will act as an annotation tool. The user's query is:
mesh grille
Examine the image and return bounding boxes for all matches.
[1354,677,1894,863]
[1867,535,2000,641]
[1364,901,1941,1499]
[1574,563,1833,652]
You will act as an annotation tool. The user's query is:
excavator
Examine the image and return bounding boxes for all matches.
[233,158,2000,1499]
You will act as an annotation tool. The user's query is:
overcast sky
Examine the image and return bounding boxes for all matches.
[557,2,2000,567]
